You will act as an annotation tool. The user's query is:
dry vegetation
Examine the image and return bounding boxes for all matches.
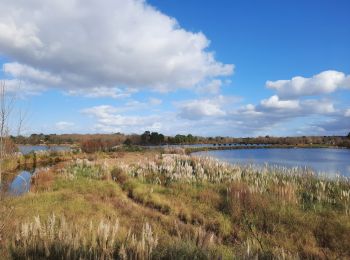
[1,150,350,259]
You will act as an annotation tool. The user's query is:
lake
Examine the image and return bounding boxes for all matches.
[19,145,71,155]
[193,148,350,177]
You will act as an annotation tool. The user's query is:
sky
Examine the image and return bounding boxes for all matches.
[0,0,349,137]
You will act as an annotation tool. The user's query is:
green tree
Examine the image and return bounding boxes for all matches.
[141,131,151,144]
[124,138,132,146]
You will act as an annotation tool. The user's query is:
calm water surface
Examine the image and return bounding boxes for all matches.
[193,148,350,177]
[19,145,70,155]
[8,171,32,195]
[147,143,269,149]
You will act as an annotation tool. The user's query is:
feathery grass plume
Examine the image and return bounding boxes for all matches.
[10,214,159,259]
[113,154,350,215]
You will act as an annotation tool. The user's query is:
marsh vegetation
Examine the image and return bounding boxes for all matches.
[1,149,349,259]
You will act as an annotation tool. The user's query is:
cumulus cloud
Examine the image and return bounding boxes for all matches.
[81,104,166,133]
[81,103,238,135]
[178,100,225,120]
[257,96,335,114]
[266,70,350,99]
[55,121,75,130]
[177,95,241,120]
[196,79,222,95]
[0,0,233,94]
[82,105,148,127]
[260,95,300,110]
[226,96,337,135]
[79,93,343,136]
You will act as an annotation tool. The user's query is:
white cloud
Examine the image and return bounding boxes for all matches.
[266,70,350,99]
[260,95,300,110]
[228,96,337,135]
[302,99,335,114]
[148,98,162,106]
[82,105,145,127]
[80,94,342,136]
[345,109,350,117]
[81,103,235,135]
[196,79,222,95]
[65,87,135,99]
[3,62,61,86]
[81,105,165,133]
[0,0,233,94]
[1,79,46,96]
[177,95,239,120]
[55,121,75,130]
[179,100,225,120]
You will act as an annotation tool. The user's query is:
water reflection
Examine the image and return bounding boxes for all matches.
[19,145,71,155]
[8,171,32,195]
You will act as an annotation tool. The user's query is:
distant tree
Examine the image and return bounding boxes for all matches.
[149,132,164,145]
[347,132,350,138]
[141,131,151,144]
[186,134,194,143]
[123,138,132,146]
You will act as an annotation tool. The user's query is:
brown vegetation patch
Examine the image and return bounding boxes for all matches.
[31,169,56,192]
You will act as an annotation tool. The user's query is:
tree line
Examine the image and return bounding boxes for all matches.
[10,131,350,153]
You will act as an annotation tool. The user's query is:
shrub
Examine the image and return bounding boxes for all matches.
[111,167,129,185]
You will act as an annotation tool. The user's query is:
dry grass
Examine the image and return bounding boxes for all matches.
[11,214,158,259]
[31,168,56,193]
[1,151,350,259]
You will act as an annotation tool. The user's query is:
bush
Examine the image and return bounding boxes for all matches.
[111,167,129,185]
[80,139,113,153]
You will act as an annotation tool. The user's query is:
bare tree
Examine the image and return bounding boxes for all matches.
[0,81,16,184]
[0,81,25,252]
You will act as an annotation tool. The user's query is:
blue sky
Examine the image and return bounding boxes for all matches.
[0,0,349,136]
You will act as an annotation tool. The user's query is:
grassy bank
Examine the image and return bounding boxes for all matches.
[1,151,349,259]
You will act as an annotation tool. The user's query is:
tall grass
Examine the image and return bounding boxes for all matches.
[66,154,350,215]
[6,153,350,259]
[11,214,227,259]
[11,214,158,260]
[108,154,350,215]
